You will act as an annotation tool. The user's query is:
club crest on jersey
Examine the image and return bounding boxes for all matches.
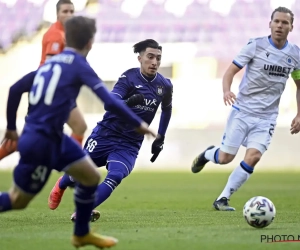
[51,42,60,52]
[157,86,163,96]
[287,57,292,64]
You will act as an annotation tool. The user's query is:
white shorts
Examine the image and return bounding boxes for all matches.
[220,108,276,155]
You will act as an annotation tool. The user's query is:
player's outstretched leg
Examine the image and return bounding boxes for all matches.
[71,183,117,248]
[48,174,100,222]
[192,144,240,210]
[66,157,118,249]
[71,161,127,222]
[0,162,52,214]
[0,184,35,213]
[213,147,260,211]
[212,161,254,211]
[191,145,217,173]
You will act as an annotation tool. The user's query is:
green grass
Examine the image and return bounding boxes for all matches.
[0,170,300,250]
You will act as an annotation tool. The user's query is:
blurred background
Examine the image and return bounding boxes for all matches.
[0,0,299,170]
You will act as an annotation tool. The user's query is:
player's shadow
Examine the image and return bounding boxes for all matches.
[242,227,284,231]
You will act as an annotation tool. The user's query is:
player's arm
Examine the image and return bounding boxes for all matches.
[151,82,173,163]
[79,66,155,136]
[223,39,256,105]
[294,79,300,115]
[223,64,241,99]
[290,69,300,134]
[158,82,173,137]
[111,75,144,107]
[6,71,36,131]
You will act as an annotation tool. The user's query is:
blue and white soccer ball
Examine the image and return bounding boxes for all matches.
[243,196,276,228]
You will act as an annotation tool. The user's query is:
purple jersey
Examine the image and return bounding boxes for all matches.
[97,68,173,146]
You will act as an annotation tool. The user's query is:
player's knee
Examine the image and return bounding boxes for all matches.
[86,170,101,186]
[67,157,101,186]
[218,151,235,164]
[244,148,262,167]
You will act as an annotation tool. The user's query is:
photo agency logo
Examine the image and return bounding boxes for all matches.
[261,235,300,243]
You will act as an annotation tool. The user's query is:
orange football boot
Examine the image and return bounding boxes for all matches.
[48,176,65,210]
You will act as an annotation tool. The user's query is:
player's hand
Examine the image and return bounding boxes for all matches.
[1,130,19,151]
[135,122,157,138]
[223,91,236,106]
[150,135,165,163]
[290,115,300,134]
[125,94,145,107]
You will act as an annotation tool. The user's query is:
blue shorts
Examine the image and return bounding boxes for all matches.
[14,128,87,194]
[83,131,139,177]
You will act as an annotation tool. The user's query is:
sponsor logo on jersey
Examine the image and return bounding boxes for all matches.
[263,64,292,77]
[135,98,157,112]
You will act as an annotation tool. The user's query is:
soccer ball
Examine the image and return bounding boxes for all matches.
[243,196,276,228]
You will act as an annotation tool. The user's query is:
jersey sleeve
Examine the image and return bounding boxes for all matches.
[157,79,173,136]
[7,71,37,130]
[78,63,142,127]
[44,32,64,56]
[161,79,173,111]
[111,74,133,99]
[233,39,256,69]
[291,48,300,80]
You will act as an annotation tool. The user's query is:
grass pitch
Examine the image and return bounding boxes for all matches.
[0,170,299,250]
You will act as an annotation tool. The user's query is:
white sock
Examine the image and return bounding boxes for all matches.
[217,162,253,200]
[204,146,220,163]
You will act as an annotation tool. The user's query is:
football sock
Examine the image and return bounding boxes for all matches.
[59,174,75,190]
[93,171,123,208]
[204,146,220,163]
[71,133,84,146]
[0,193,12,212]
[74,183,97,236]
[217,161,253,200]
